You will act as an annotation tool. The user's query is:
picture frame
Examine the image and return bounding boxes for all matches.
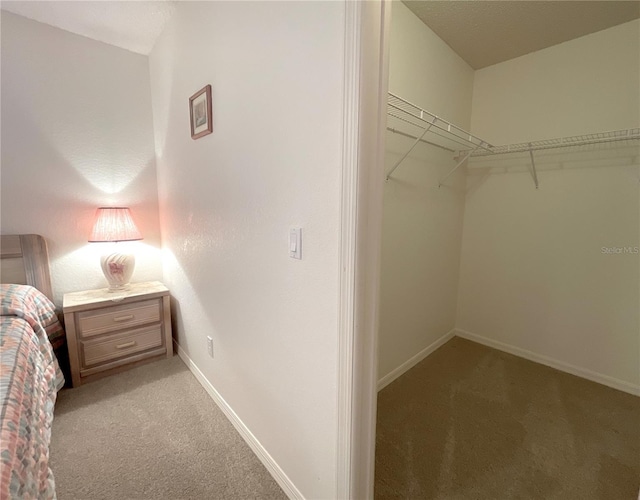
[189,84,213,140]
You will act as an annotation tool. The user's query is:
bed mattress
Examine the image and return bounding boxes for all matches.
[0,284,65,499]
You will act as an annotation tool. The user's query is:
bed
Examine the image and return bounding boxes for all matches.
[0,234,65,499]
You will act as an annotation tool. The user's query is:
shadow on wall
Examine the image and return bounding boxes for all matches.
[465,141,640,194]
[384,132,468,193]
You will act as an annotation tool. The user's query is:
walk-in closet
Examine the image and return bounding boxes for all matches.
[374,2,640,498]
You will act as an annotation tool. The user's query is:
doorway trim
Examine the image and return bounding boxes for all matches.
[336,0,391,497]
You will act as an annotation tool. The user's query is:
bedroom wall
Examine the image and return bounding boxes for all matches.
[378,1,474,386]
[0,12,163,304]
[148,2,344,498]
[458,20,640,392]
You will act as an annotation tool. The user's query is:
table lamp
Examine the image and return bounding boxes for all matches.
[89,207,142,291]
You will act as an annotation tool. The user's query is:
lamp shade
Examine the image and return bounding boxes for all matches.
[88,207,143,242]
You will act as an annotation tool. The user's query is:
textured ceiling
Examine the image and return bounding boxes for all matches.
[0,1,176,55]
[2,1,638,64]
[403,1,640,69]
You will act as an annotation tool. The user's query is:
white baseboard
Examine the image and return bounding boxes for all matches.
[455,329,640,397]
[377,329,455,391]
[174,341,304,500]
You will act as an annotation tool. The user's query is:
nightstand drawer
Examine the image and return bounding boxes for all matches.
[77,299,161,338]
[64,281,173,387]
[81,325,164,368]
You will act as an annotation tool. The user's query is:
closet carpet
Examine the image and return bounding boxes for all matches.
[49,355,286,500]
[375,337,640,500]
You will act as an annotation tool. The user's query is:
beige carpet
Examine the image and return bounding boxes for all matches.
[375,337,640,499]
[49,355,286,500]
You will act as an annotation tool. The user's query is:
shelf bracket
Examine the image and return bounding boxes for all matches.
[385,120,435,181]
[438,144,483,188]
[528,144,539,189]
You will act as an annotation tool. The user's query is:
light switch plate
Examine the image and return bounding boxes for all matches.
[289,228,302,259]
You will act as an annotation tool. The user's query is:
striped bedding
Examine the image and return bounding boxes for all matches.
[0,284,65,500]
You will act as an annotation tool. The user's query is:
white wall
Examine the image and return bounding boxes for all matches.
[148,2,344,498]
[1,12,163,305]
[458,20,640,391]
[378,1,474,383]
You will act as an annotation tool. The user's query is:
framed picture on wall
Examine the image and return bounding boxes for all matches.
[189,84,213,139]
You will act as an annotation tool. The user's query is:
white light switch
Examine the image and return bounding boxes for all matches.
[289,228,302,259]
[207,336,213,358]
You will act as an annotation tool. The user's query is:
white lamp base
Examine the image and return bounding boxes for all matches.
[100,251,135,291]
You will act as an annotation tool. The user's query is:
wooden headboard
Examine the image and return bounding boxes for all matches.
[0,234,54,302]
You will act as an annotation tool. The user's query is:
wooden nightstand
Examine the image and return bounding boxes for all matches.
[63,281,173,387]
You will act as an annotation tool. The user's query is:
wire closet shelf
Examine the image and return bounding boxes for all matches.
[460,128,640,157]
[386,91,640,188]
[387,92,492,153]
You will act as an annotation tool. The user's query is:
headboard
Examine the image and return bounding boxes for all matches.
[0,234,54,302]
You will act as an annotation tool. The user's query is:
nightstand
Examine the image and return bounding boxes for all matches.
[63,281,173,387]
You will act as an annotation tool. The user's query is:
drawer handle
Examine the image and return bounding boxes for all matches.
[115,341,137,349]
[113,314,135,323]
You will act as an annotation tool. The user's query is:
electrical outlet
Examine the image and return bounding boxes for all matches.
[207,336,214,358]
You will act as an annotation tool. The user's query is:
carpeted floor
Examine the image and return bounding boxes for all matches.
[375,337,640,500]
[49,355,286,500]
